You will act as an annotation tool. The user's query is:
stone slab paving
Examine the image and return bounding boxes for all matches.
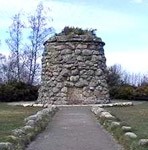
[26,106,124,150]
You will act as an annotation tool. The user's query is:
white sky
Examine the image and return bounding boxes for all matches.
[0,0,148,74]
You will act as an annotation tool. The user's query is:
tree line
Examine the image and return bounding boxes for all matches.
[107,64,148,100]
[1,62,148,102]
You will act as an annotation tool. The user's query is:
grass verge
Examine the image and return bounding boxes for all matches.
[0,103,42,142]
[105,102,148,150]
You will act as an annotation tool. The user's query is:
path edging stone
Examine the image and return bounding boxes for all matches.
[0,105,58,150]
[91,102,148,149]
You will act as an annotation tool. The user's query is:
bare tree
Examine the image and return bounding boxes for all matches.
[0,54,17,82]
[26,2,54,84]
[0,53,30,83]
[6,13,25,81]
[4,2,54,84]
[107,64,124,87]
[107,64,146,87]
[0,54,7,83]
[140,75,148,86]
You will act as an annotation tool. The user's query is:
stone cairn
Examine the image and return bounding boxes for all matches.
[37,28,109,105]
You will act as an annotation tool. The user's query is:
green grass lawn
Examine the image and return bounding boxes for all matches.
[106,102,148,150]
[106,102,148,139]
[0,103,42,142]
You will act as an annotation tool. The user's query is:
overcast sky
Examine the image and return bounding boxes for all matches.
[0,0,148,74]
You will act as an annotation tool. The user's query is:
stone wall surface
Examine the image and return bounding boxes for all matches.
[38,32,109,104]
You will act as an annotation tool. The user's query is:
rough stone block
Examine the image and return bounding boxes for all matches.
[124,132,137,139]
[0,142,14,150]
[138,139,148,146]
[121,126,132,132]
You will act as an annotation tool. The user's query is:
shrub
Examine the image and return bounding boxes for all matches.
[109,84,148,101]
[109,85,135,100]
[134,85,148,100]
[0,81,39,102]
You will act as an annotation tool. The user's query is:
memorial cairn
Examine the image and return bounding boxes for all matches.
[37,27,110,105]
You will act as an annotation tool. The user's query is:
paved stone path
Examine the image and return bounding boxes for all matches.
[26,106,123,150]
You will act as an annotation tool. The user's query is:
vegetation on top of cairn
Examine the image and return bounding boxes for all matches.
[59,26,97,36]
